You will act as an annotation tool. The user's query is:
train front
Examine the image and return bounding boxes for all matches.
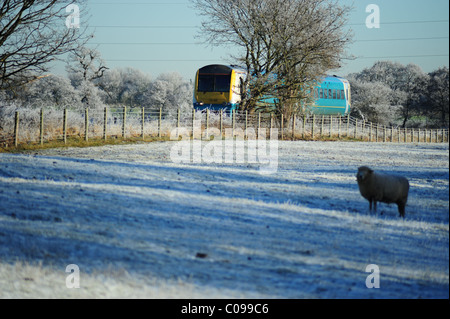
[193,64,242,113]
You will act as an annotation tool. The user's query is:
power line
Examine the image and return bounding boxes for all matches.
[90,2,187,4]
[356,54,449,59]
[102,55,448,63]
[90,42,198,45]
[356,36,449,42]
[105,59,225,62]
[89,25,198,29]
[88,36,449,45]
[347,19,449,26]
[88,19,449,29]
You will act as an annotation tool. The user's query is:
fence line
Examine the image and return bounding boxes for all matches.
[0,107,448,149]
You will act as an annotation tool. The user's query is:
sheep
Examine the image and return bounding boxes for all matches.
[356,166,410,218]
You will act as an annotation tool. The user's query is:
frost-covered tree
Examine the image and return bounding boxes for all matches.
[19,74,80,109]
[426,67,449,128]
[95,68,122,105]
[348,78,401,125]
[147,72,193,116]
[96,67,152,107]
[397,64,429,127]
[118,68,152,107]
[350,61,430,127]
[66,47,108,109]
[95,69,192,115]
[355,61,404,89]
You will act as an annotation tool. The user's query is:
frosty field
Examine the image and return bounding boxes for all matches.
[0,140,448,298]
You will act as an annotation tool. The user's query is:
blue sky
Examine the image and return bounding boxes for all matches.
[56,0,449,80]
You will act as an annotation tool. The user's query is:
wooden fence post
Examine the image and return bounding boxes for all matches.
[312,114,315,140]
[320,115,324,137]
[346,113,350,137]
[192,108,195,139]
[141,107,145,140]
[302,115,306,139]
[362,121,366,141]
[258,113,261,138]
[158,107,162,138]
[206,108,209,140]
[232,109,236,138]
[104,107,108,141]
[40,108,44,145]
[63,108,68,144]
[292,114,296,140]
[245,110,248,139]
[338,115,342,138]
[176,108,180,139]
[281,114,284,140]
[85,108,89,142]
[220,110,223,137]
[14,111,19,147]
[122,106,126,138]
[329,115,333,138]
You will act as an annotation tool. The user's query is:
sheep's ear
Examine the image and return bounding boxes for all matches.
[368,168,374,174]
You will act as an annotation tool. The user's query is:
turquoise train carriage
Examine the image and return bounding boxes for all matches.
[312,75,351,115]
[193,64,351,116]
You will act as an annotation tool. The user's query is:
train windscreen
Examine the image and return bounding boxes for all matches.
[198,73,231,92]
[197,65,232,93]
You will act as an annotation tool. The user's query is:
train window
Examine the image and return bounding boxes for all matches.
[215,74,231,92]
[198,74,214,92]
[320,89,324,99]
[333,90,337,100]
[328,89,332,99]
[340,90,345,100]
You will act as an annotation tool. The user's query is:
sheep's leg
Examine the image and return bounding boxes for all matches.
[369,199,373,212]
[397,202,405,218]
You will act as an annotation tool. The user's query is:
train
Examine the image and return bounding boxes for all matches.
[193,64,351,115]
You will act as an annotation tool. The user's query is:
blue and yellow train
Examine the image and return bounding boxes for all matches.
[193,64,351,115]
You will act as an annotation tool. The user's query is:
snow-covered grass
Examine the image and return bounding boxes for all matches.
[0,141,448,298]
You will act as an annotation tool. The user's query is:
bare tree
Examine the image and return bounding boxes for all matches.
[0,0,90,92]
[66,47,108,109]
[67,47,108,84]
[192,0,352,119]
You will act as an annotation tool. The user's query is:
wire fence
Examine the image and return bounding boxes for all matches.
[0,107,448,149]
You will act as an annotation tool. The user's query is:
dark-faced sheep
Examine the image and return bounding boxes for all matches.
[356,166,410,218]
